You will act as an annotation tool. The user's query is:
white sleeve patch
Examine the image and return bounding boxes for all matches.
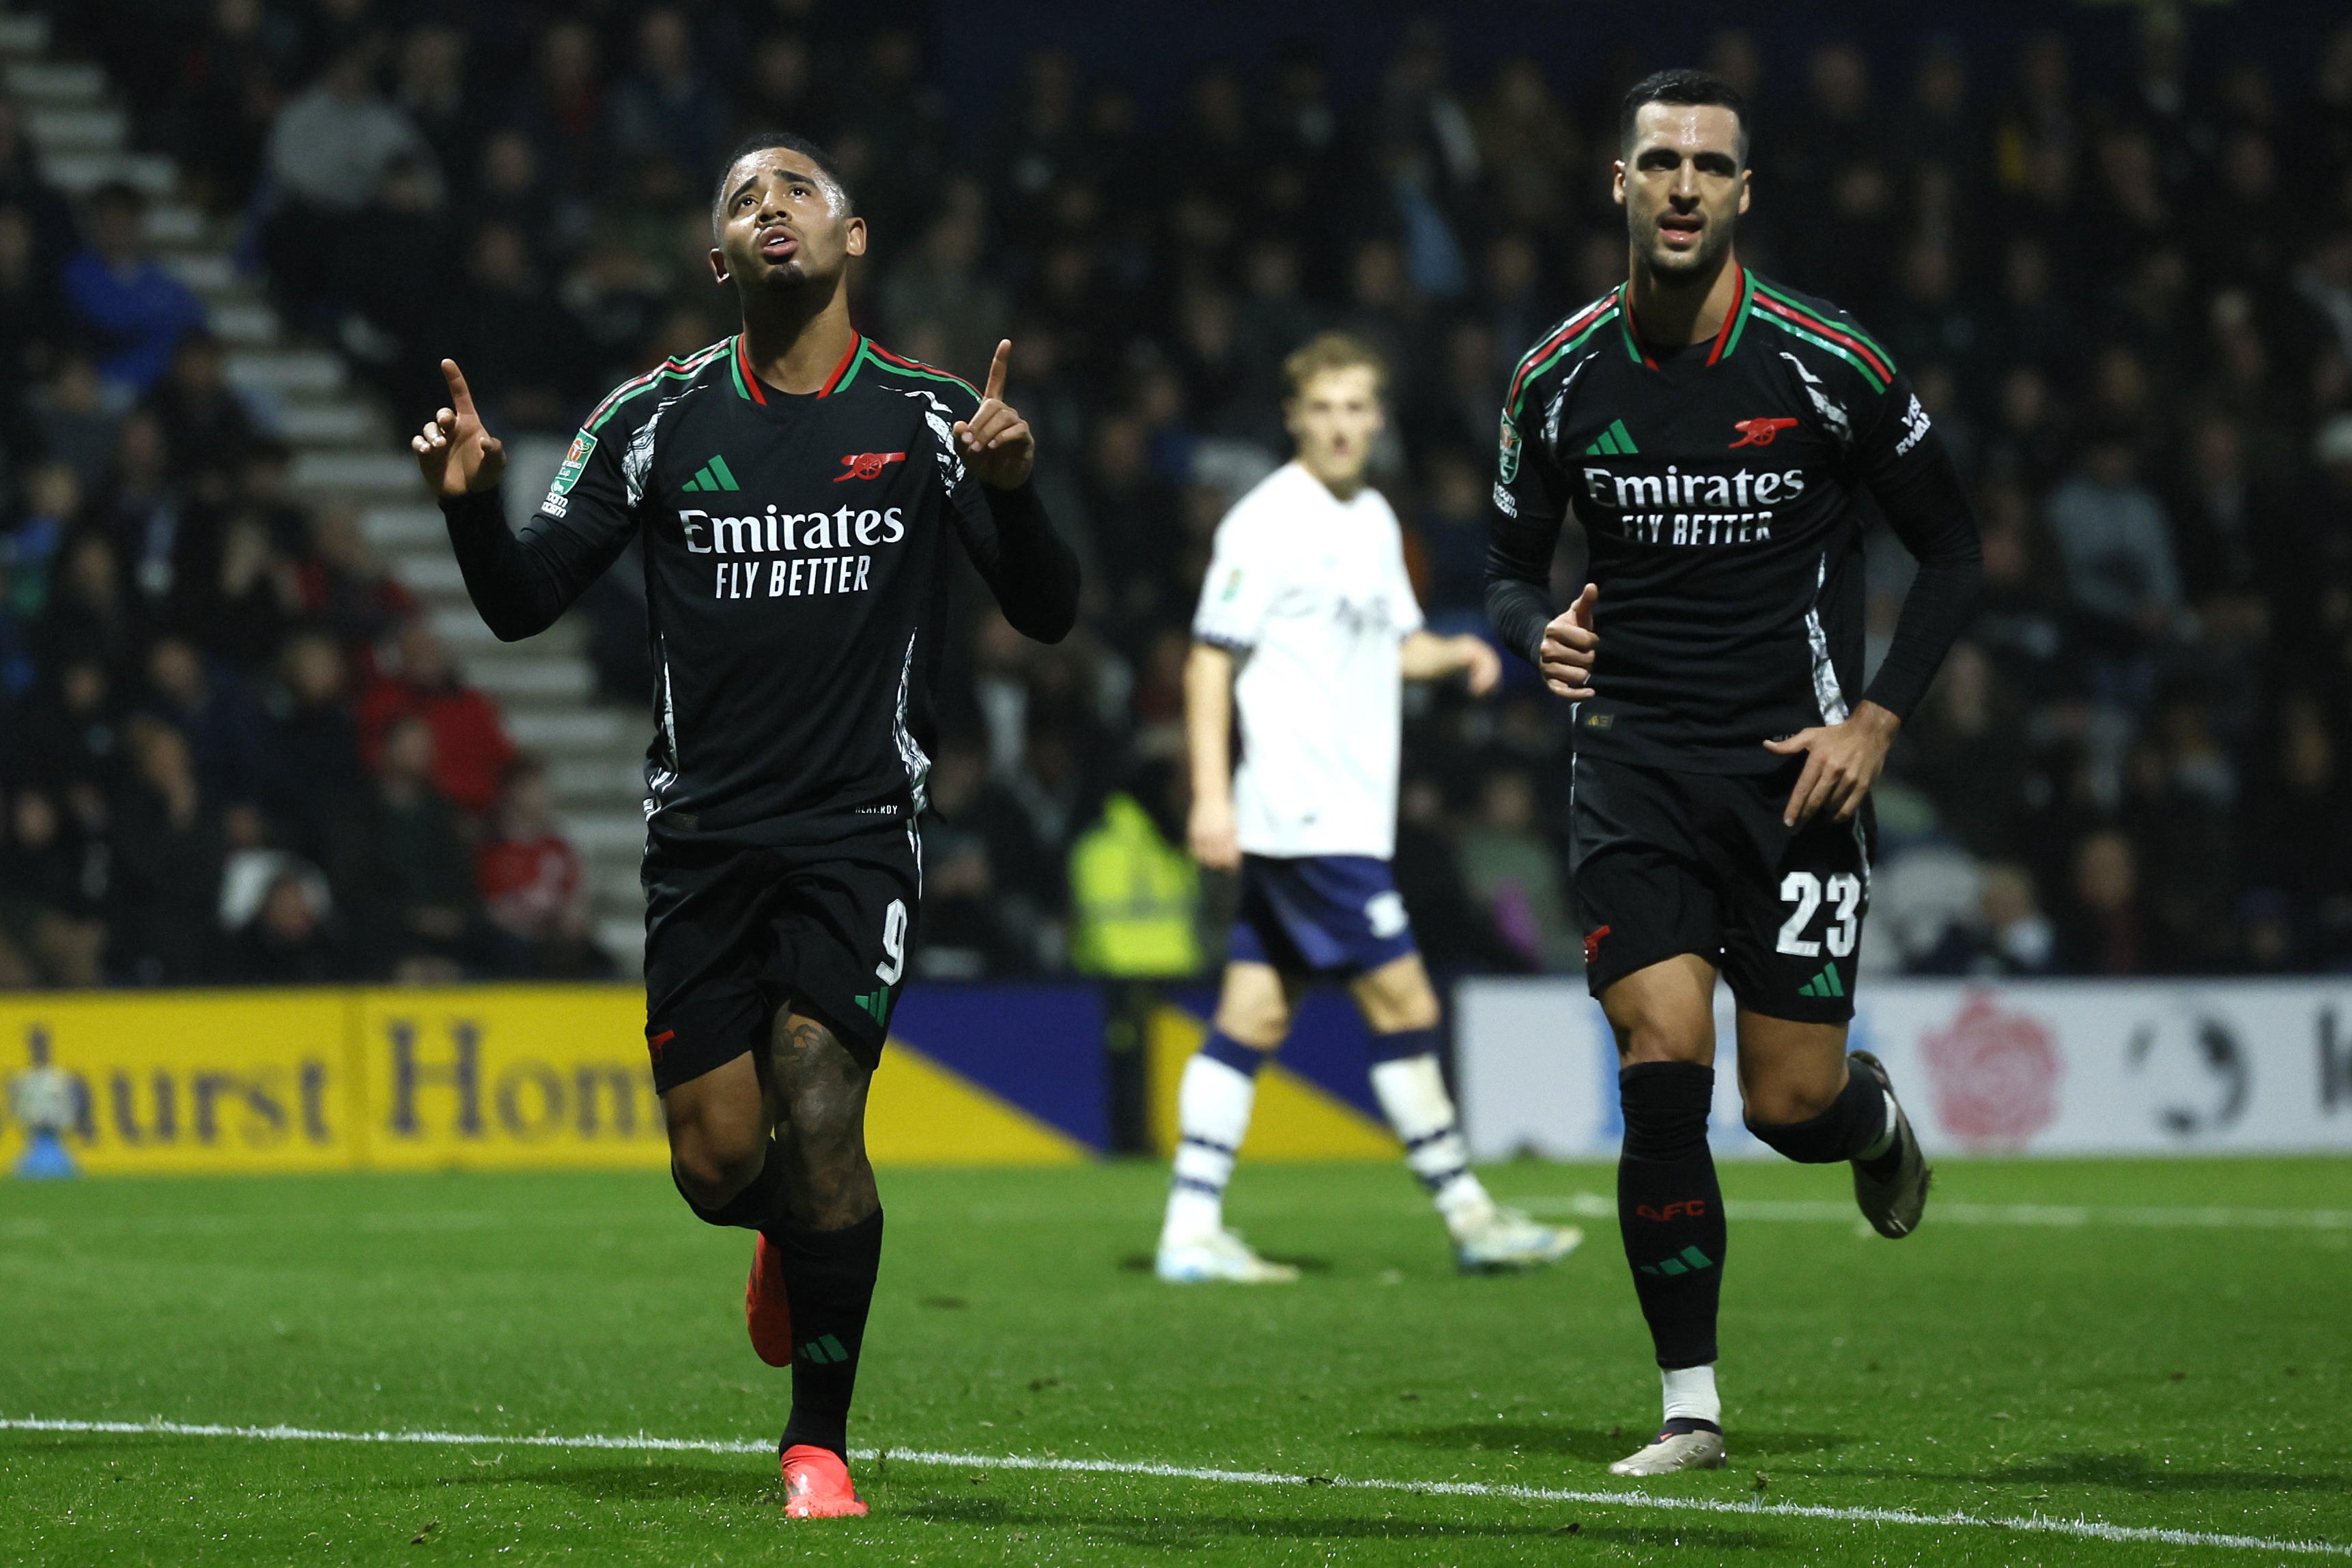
[1893,393,1933,457]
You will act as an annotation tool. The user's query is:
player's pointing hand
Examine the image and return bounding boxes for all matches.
[952,339,1036,491]
[1540,582,1600,701]
[412,358,506,499]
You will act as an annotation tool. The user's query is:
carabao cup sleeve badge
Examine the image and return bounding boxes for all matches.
[1496,411,1521,483]
[552,431,597,497]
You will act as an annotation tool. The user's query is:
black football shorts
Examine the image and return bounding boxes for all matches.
[640,822,920,1092]
[1568,753,1873,1025]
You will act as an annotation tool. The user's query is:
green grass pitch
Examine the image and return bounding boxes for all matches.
[1,1156,2347,1565]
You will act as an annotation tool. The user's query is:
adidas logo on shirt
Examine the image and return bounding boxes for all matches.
[681,453,741,491]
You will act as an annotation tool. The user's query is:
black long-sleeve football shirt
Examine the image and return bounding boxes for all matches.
[1486,267,1981,773]
[440,332,1079,846]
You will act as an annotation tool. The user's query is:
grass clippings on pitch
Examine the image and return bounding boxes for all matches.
[1,1156,2347,1564]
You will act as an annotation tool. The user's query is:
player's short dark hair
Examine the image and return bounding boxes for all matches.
[1619,69,1751,165]
[710,132,855,236]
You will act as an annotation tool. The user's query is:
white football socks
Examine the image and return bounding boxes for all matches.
[1662,1363,1722,1427]
[1369,1053,1494,1237]
[1162,1049,1260,1243]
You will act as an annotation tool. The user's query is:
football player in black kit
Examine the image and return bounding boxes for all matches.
[1487,72,1981,1475]
[412,132,1077,1517]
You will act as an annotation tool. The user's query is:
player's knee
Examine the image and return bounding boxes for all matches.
[1740,1046,1849,1126]
[1362,992,1438,1034]
[1611,1012,1708,1066]
[670,1137,761,1211]
[1742,1072,1841,1129]
[1213,999,1288,1050]
[1354,969,1439,1034]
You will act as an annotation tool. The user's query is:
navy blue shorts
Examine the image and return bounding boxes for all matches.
[1228,854,1419,978]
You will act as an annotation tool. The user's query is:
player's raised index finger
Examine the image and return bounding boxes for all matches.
[982,339,1010,405]
[441,359,477,416]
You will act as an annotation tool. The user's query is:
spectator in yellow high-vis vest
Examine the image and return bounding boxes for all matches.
[1068,791,1200,978]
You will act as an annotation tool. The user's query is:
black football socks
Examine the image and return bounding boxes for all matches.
[770,1209,885,1460]
[1745,1059,1898,1176]
[1617,1062,1727,1371]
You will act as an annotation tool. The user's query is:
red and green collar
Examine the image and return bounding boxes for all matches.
[1618,265,1757,369]
[730,332,867,404]
[731,333,979,403]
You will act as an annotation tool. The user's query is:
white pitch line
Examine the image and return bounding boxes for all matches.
[1517,1194,2352,1229]
[3,1416,2346,1558]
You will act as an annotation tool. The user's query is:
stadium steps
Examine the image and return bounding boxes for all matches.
[17,15,655,973]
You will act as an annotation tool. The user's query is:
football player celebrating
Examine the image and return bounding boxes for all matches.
[414,133,1077,1516]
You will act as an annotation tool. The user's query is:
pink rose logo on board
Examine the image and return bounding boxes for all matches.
[1920,993,2063,1148]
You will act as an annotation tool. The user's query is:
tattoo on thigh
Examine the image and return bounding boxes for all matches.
[777,1013,869,1107]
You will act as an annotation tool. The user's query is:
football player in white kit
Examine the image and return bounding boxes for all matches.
[1157,333,1585,1283]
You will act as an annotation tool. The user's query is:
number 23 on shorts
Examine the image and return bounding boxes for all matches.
[1776,871,1860,958]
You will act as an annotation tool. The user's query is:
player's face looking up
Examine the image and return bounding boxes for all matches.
[709,152,866,298]
[1285,365,1384,497]
[1615,103,1750,285]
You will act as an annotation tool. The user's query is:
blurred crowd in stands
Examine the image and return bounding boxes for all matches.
[7,1,2352,987]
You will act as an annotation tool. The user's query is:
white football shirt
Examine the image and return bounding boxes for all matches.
[1191,461,1424,859]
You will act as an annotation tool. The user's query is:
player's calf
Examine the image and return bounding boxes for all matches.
[1365,1027,1581,1271]
[1368,1027,1482,1224]
[1159,1028,1270,1252]
[1617,1061,1727,1373]
[1614,1058,1729,1470]
[756,1012,888,1459]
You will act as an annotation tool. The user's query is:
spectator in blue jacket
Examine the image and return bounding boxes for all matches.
[61,182,207,399]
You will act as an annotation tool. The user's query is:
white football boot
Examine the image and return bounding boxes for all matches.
[1155,1227,1301,1284]
[1453,1207,1584,1273]
[1608,1425,1728,1477]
